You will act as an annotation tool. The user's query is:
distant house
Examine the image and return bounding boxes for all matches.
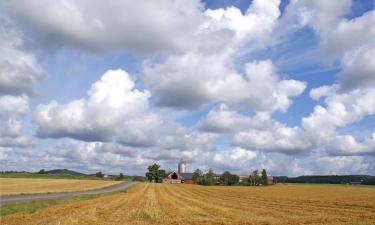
[163,159,194,184]
[267,176,274,185]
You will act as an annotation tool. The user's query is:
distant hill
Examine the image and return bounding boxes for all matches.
[46,169,87,176]
[274,175,375,185]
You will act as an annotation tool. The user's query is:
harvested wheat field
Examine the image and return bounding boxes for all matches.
[0,178,122,195]
[2,183,375,225]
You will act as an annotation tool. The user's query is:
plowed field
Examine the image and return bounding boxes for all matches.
[2,183,375,225]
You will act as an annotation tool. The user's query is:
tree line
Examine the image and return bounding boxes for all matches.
[192,168,269,186]
[274,175,375,185]
[145,163,270,186]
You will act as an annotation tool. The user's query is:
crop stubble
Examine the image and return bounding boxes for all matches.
[1,183,375,224]
[0,178,122,195]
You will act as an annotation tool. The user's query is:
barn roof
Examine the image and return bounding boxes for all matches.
[180,173,193,180]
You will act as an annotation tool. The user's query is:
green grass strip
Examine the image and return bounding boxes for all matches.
[0,188,130,216]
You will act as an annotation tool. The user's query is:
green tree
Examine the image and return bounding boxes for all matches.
[38,169,46,174]
[157,169,166,183]
[116,173,124,180]
[95,171,104,178]
[220,171,239,186]
[261,169,268,186]
[200,168,215,185]
[229,174,240,185]
[220,171,231,185]
[192,169,203,184]
[145,164,165,183]
[249,170,261,186]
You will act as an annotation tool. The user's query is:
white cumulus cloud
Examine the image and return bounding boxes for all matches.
[34,69,182,147]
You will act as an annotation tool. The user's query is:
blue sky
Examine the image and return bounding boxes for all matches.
[0,0,374,176]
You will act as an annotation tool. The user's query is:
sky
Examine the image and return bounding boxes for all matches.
[0,0,374,176]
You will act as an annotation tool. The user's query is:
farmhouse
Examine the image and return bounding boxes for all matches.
[267,176,274,185]
[163,159,193,184]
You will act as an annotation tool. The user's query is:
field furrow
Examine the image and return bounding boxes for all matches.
[1,183,375,225]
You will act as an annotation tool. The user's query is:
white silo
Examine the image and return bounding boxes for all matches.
[178,159,186,173]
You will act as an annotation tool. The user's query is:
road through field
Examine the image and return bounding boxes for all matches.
[0,181,137,204]
[2,183,375,225]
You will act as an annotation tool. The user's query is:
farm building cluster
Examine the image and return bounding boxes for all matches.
[163,159,273,185]
[163,160,194,184]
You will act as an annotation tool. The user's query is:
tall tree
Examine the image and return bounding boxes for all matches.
[261,169,268,186]
[192,169,203,184]
[220,171,231,185]
[249,170,261,186]
[201,168,215,185]
[116,173,124,180]
[145,164,165,183]
[95,171,104,178]
[220,171,239,186]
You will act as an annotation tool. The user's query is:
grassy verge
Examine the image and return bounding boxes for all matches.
[0,188,131,216]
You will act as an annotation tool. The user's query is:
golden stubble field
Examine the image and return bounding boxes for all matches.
[2,183,375,225]
[0,178,122,195]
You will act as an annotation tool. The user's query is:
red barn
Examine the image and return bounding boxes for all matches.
[180,173,193,184]
[267,176,274,185]
[163,171,193,184]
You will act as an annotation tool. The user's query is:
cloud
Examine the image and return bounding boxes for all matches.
[322,10,375,63]
[0,15,43,149]
[303,88,375,140]
[1,118,22,137]
[55,140,136,159]
[197,104,275,133]
[316,156,373,175]
[34,69,181,147]
[326,134,375,156]
[145,57,305,112]
[1,0,204,53]
[159,131,216,152]
[0,95,28,119]
[303,88,375,155]
[282,1,375,91]
[202,0,281,51]
[1,0,374,176]
[309,85,338,100]
[281,1,375,156]
[281,0,352,44]
[212,147,258,170]
[0,147,11,161]
[0,140,146,174]
[339,45,375,91]
[0,15,44,96]
[142,0,299,112]
[233,124,314,154]
[0,136,35,148]
[0,95,34,148]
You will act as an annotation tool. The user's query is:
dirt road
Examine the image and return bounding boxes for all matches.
[0,181,137,204]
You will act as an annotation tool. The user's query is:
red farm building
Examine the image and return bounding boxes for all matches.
[163,159,194,184]
[267,176,274,185]
[163,171,193,184]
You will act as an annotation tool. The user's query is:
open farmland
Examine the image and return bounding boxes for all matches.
[2,183,375,225]
[0,178,122,195]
